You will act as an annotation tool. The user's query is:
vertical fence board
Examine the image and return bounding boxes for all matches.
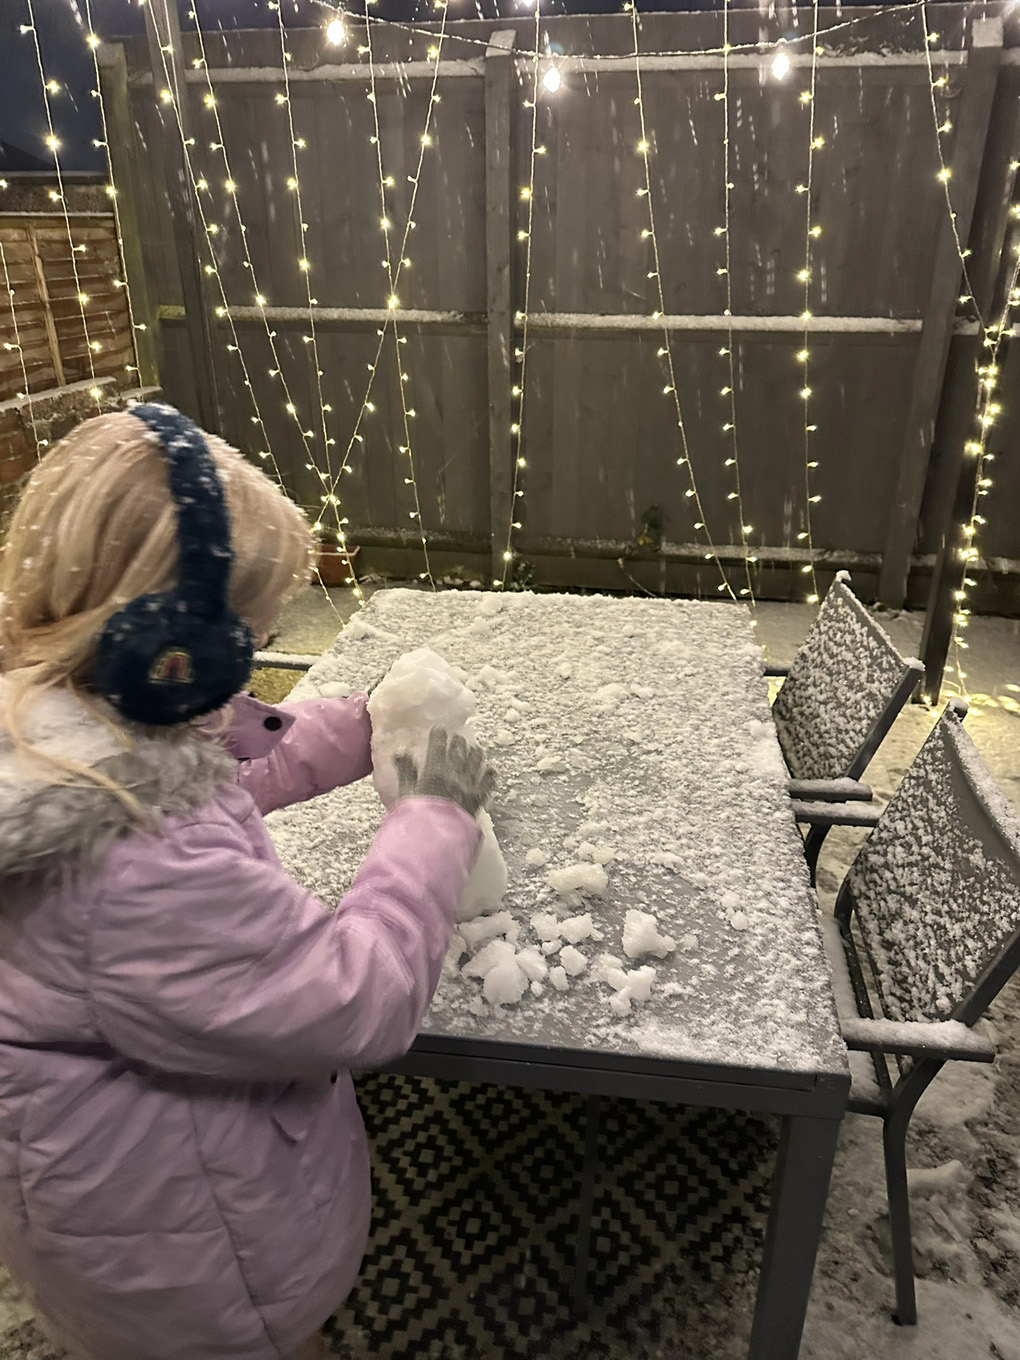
[878,17,1003,608]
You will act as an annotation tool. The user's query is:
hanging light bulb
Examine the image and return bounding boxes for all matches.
[542,63,562,93]
[325,16,346,45]
[771,45,791,81]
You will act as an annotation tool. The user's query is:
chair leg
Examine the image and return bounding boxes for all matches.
[883,1113,918,1326]
[803,825,827,887]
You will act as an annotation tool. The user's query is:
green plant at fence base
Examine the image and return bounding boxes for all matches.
[621,505,664,558]
[509,557,535,590]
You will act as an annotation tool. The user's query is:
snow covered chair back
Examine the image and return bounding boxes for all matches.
[771,572,923,783]
[829,699,1020,1325]
[838,700,1020,1037]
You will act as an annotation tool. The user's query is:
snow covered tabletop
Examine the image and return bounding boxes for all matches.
[265,589,848,1078]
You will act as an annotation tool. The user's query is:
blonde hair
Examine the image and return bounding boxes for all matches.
[0,410,316,811]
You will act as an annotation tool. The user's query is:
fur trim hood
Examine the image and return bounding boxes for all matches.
[0,680,238,882]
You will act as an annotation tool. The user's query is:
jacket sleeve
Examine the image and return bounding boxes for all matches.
[237,694,373,815]
[87,799,481,1080]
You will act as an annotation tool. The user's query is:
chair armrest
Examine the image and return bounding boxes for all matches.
[840,1016,996,1064]
[763,665,789,678]
[253,651,319,672]
[791,800,882,827]
[787,778,874,803]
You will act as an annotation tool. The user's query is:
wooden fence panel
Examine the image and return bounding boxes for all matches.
[112,8,1020,607]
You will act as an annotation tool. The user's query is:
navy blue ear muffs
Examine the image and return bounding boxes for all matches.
[93,403,254,726]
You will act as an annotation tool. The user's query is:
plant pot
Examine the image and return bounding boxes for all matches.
[316,542,358,587]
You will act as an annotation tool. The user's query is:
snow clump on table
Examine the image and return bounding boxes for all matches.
[368,647,508,921]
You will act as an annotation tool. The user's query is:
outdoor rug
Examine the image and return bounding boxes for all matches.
[327,1073,780,1360]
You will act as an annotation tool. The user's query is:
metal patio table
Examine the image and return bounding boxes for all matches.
[268,588,850,1360]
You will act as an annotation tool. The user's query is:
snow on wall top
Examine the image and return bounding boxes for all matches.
[771,578,912,782]
[266,589,848,1077]
[848,705,1020,1025]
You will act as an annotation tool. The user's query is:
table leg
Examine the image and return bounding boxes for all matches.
[747,1113,842,1360]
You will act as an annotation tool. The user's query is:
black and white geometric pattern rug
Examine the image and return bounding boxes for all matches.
[327,1074,779,1360]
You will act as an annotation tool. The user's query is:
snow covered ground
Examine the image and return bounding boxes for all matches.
[264,584,1020,1360]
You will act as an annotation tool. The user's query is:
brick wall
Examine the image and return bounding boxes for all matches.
[0,378,160,527]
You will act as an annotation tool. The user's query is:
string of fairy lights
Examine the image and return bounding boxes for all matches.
[7,0,1015,682]
[629,0,738,603]
[144,3,289,499]
[270,1,346,565]
[21,0,103,415]
[914,2,1018,702]
[186,13,322,478]
[361,2,451,590]
[921,7,980,326]
[796,1,823,607]
[944,218,1020,701]
[317,10,450,558]
[497,6,544,589]
[718,0,755,608]
[0,239,42,450]
[82,0,144,392]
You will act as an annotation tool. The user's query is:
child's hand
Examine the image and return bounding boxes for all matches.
[393,726,496,817]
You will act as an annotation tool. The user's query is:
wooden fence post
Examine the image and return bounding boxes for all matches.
[485,29,517,585]
[95,41,160,390]
[142,0,222,431]
[26,225,65,388]
[877,17,1002,609]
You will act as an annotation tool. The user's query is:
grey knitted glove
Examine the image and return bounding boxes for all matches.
[393,726,496,818]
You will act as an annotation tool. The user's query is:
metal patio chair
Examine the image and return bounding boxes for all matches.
[769,572,924,882]
[820,698,1020,1325]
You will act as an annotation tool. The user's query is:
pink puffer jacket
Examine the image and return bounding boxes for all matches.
[0,685,480,1360]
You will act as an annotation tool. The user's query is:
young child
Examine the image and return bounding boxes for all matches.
[0,404,493,1360]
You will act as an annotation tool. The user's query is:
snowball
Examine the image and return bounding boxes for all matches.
[447,930,468,961]
[549,966,569,992]
[546,863,609,897]
[605,964,656,1016]
[474,665,505,689]
[493,729,515,746]
[559,945,587,977]
[729,911,750,931]
[343,615,398,643]
[559,913,601,944]
[630,684,656,699]
[590,953,624,983]
[556,661,572,679]
[577,841,615,864]
[525,847,550,867]
[483,959,528,1007]
[536,756,567,774]
[593,682,629,711]
[315,681,352,699]
[461,939,516,978]
[541,939,561,956]
[368,648,508,921]
[515,946,549,982]
[530,911,562,941]
[622,909,676,959]
[625,965,656,1002]
[459,911,517,949]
